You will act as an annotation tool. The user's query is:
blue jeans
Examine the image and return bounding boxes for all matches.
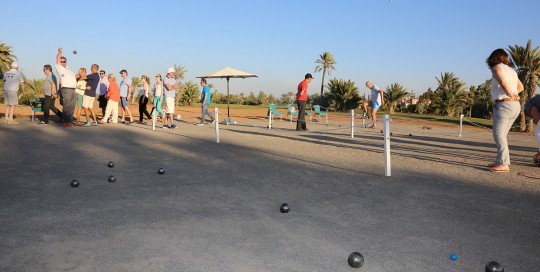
[201,105,215,123]
[492,101,520,165]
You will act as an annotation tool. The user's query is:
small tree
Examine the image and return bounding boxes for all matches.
[179,80,199,106]
[326,78,361,112]
[130,77,141,104]
[384,83,409,114]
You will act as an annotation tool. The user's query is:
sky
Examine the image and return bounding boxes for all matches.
[2,0,539,97]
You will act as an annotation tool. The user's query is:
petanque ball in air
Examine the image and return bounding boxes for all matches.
[108,175,116,183]
[280,203,290,213]
[158,168,165,175]
[73,50,77,54]
[409,133,413,136]
[347,252,364,268]
[108,161,114,168]
[485,261,504,272]
[71,179,79,188]
[450,253,458,260]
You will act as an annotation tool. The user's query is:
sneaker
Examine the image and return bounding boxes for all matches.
[163,125,170,129]
[124,121,131,125]
[171,124,177,129]
[38,121,47,125]
[211,120,216,125]
[107,117,112,123]
[63,122,71,128]
[196,123,204,126]
[91,121,98,126]
[83,122,92,127]
[97,119,105,124]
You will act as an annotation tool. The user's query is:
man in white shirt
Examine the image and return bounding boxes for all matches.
[3,62,25,124]
[55,48,77,127]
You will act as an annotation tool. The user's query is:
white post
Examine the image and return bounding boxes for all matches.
[268,110,272,129]
[384,114,391,177]
[362,116,365,128]
[459,114,464,137]
[215,107,220,144]
[152,107,156,131]
[351,110,355,138]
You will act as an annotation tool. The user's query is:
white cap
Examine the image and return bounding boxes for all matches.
[167,68,175,74]
[10,62,18,68]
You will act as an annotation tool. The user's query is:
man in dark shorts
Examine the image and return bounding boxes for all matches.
[98,70,109,118]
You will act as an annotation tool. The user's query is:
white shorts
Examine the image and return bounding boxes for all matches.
[165,97,175,114]
[82,95,95,108]
[4,89,18,105]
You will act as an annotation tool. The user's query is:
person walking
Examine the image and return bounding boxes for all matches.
[363,81,385,128]
[2,62,25,124]
[150,74,165,120]
[163,68,179,129]
[196,78,216,125]
[39,64,62,124]
[138,75,152,124]
[118,69,134,124]
[98,70,109,118]
[486,48,524,172]
[98,74,120,125]
[82,64,100,127]
[55,48,77,127]
[295,73,312,131]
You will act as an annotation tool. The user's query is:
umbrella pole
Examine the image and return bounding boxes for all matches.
[227,77,230,124]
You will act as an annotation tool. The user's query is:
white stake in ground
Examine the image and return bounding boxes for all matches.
[459,114,464,137]
[268,110,272,129]
[215,107,220,143]
[351,110,355,138]
[152,108,156,131]
[384,114,391,177]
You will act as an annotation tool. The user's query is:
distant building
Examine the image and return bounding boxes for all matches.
[399,96,418,107]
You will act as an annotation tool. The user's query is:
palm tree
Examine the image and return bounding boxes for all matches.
[0,42,16,70]
[326,78,361,112]
[20,77,44,105]
[431,72,470,116]
[508,39,540,132]
[179,80,199,106]
[314,52,336,96]
[384,83,409,114]
[130,77,141,104]
[174,64,187,106]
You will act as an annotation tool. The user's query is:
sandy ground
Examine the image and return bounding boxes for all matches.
[0,102,539,271]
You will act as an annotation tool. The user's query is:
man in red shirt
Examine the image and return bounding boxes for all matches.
[296,73,313,131]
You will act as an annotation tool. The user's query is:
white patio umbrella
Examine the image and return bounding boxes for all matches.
[197,67,258,124]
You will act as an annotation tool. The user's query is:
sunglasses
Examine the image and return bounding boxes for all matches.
[60,61,66,63]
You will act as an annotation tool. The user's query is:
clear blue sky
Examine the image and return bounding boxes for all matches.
[2,0,539,97]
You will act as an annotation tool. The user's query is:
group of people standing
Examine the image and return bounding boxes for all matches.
[49,48,188,128]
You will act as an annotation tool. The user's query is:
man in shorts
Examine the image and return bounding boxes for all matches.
[163,67,179,129]
[119,69,134,124]
[3,62,25,124]
[55,48,78,127]
[82,64,100,126]
[40,64,62,124]
[363,81,384,128]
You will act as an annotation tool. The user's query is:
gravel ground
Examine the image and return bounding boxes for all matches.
[0,108,539,272]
